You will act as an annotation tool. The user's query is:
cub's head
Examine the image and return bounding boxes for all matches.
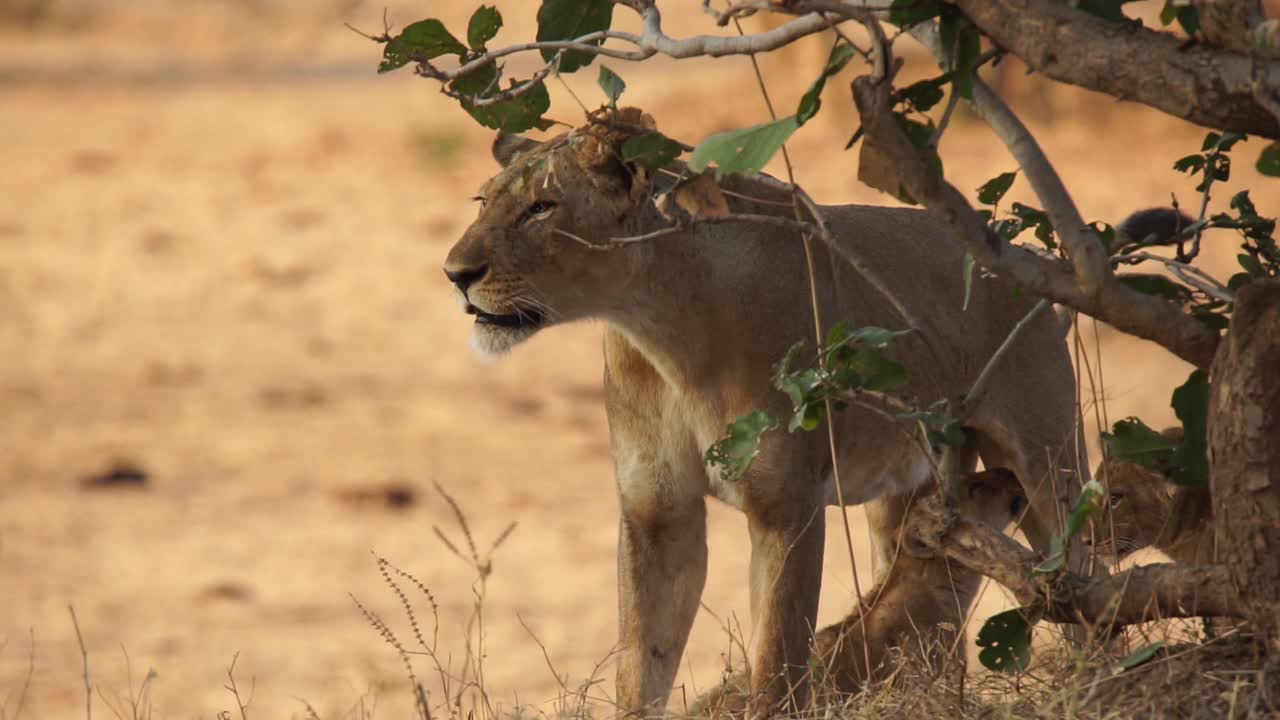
[443,108,657,356]
[1089,457,1175,560]
[1087,426,1185,562]
[957,467,1027,532]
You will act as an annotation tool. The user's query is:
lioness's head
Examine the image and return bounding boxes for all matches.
[443,108,657,356]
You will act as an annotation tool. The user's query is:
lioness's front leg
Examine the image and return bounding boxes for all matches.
[615,493,707,716]
[746,483,825,714]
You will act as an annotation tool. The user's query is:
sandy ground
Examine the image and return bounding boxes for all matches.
[1,3,1272,718]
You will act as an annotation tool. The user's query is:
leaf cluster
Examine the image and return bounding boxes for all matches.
[1101,369,1209,487]
[703,323,933,482]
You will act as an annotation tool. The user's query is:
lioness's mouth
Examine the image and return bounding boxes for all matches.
[466,304,545,329]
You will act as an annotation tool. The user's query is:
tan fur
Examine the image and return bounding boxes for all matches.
[1091,427,1215,564]
[689,469,1026,716]
[443,109,1084,715]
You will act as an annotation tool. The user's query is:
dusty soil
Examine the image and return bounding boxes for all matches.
[1,3,1272,718]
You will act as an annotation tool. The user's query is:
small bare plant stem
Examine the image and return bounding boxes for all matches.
[68,606,91,720]
[2,628,35,720]
[959,299,1051,420]
[224,652,252,720]
[728,11,873,688]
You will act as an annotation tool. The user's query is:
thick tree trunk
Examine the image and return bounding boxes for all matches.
[1209,280,1280,653]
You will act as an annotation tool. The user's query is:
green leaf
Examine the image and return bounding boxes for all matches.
[689,116,801,179]
[536,0,614,73]
[621,132,682,170]
[896,409,966,448]
[977,608,1036,673]
[1118,641,1166,671]
[797,44,857,126]
[1064,479,1105,542]
[952,25,981,100]
[1231,190,1258,218]
[450,63,554,133]
[597,64,625,108]
[1214,131,1246,152]
[467,5,502,51]
[897,78,947,112]
[895,113,936,150]
[1117,274,1193,304]
[850,349,908,392]
[776,367,826,432]
[1160,2,1199,35]
[977,171,1018,206]
[1169,369,1209,487]
[379,19,467,73]
[1239,253,1266,277]
[1103,418,1178,471]
[1010,203,1055,249]
[888,0,943,27]
[1258,141,1280,177]
[1173,154,1205,174]
[704,410,780,482]
[962,252,976,311]
[1035,480,1104,574]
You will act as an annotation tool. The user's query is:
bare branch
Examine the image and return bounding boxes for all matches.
[68,606,91,720]
[1116,252,1236,302]
[551,214,821,252]
[959,299,1052,420]
[629,4,838,57]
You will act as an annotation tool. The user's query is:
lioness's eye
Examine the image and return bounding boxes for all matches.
[521,200,557,221]
[1108,492,1125,508]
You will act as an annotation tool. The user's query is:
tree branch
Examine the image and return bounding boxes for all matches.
[909,494,1244,625]
[908,23,1109,294]
[619,1,839,58]
[953,0,1280,139]
[849,43,1221,369]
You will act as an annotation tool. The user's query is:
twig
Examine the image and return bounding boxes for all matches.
[729,10,874,687]
[556,214,821,251]
[68,606,91,720]
[223,652,253,720]
[959,299,1052,419]
[749,174,940,350]
[1116,252,1236,302]
[1,628,35,720]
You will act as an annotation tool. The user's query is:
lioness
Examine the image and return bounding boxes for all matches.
[443,109,1084,715]
[1090,427,1215,563]
[690,468,1027,716]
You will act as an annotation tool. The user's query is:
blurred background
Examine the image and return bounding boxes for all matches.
[0,1,1270,717]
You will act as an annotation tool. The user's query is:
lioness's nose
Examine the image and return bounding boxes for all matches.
[444,264,488,293]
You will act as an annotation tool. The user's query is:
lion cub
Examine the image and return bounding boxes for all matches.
[812,467,1026,696]
[1090,427,1214,564]
[688,469,1025,715]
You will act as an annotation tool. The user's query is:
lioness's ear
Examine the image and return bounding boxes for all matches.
[492,133,540,167]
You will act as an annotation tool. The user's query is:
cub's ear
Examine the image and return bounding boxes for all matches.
[492,133,541,167]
